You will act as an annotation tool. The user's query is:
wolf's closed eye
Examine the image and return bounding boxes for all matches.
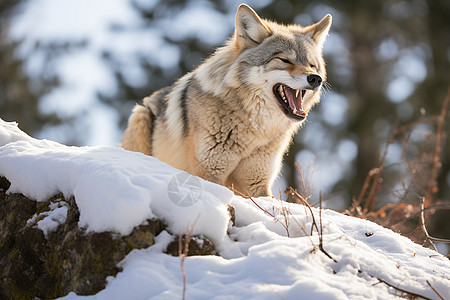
[277,57,292,64]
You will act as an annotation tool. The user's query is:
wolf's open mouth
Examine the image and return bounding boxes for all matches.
[273,84,308,121]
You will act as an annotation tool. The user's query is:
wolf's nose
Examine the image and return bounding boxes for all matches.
[307,74,322,89]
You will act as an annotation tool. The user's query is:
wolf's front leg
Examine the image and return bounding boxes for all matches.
[227,146,284,197]
[190,140,241,187]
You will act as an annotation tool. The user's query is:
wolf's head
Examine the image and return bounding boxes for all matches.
[229,4,332,122]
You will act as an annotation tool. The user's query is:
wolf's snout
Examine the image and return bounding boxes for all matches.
[307,74,322,89]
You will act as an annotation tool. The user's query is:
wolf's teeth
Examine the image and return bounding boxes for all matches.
[295,89,300,97]
[279,86,287,102]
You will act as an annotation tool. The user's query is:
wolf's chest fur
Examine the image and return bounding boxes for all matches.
[122,4,332,197]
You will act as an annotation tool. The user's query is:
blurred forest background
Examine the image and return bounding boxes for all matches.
[1,0,449,255]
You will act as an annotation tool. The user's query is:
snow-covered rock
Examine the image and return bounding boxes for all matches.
[0,182,168,297]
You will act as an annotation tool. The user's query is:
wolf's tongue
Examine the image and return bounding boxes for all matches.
[284,86,303,115]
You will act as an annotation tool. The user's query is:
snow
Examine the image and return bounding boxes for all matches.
[0,119,233,242]
[0,118,449,300]
[27,199,69,238]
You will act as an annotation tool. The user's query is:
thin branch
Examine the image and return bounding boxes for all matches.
[420,197,438,251]
[426,280,446,300]
[374,277,433,300]
[427,236,450,243]
[179,232,187,300]
[318,192,336,262]
[295,160,314,202]
[179,215,201,300]
[424,86,450,207]
[279,197,291,237]
[354,168,377,209]
[364,120,400,211]
[353,121,401,213]
[248,195,292,237]
[248,196,275,218]
[286,188,319,235]
[420,197,450,245]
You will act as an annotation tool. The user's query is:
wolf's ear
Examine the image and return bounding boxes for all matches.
[235,4,271,49]
[303,14,332,48]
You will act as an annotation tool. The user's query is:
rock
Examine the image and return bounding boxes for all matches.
[166,235,215,256]
[0,176,217,299]
[0,177,166,299]
[228,205,235,226]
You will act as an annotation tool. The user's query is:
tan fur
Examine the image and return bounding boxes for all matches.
[122,104,152,156]
[122,4,332,197]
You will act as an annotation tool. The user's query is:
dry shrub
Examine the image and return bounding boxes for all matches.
[344,87,450,253]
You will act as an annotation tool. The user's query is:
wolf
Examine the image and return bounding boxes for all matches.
[122,4,332,197]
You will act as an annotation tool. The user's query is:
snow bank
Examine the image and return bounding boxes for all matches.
[61,198,450,300]
[0,119,233,245]
[0,120,40,145]
[1,119,449,299]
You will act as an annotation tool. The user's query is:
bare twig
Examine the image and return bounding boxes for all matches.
[179,215,201,300]
[364,201,450,245]
[374,277,433,300]
[247,189,322,245]
[318,192,336,262]
[420,197,438,251]
[248,196,275,218]
[366,121,401,212]
[295,160,314,202]
[426,280,446,300]
[352,120,400,213]
[427,236,450,243]
[281,188,446,298]
[424,86,450,208]
[352,90,447,212]
[347,89,450,253]
[278,198,291,237]
[179,232,187,300]
[284,189,335,261]
[286,188,319,235]
[248,196,292,237]
[420,197,450,246]
[354,168,378,211]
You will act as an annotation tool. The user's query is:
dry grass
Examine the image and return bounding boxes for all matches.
[178,215,200,300]
[343,87,450,253]
[247,189,441,299]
